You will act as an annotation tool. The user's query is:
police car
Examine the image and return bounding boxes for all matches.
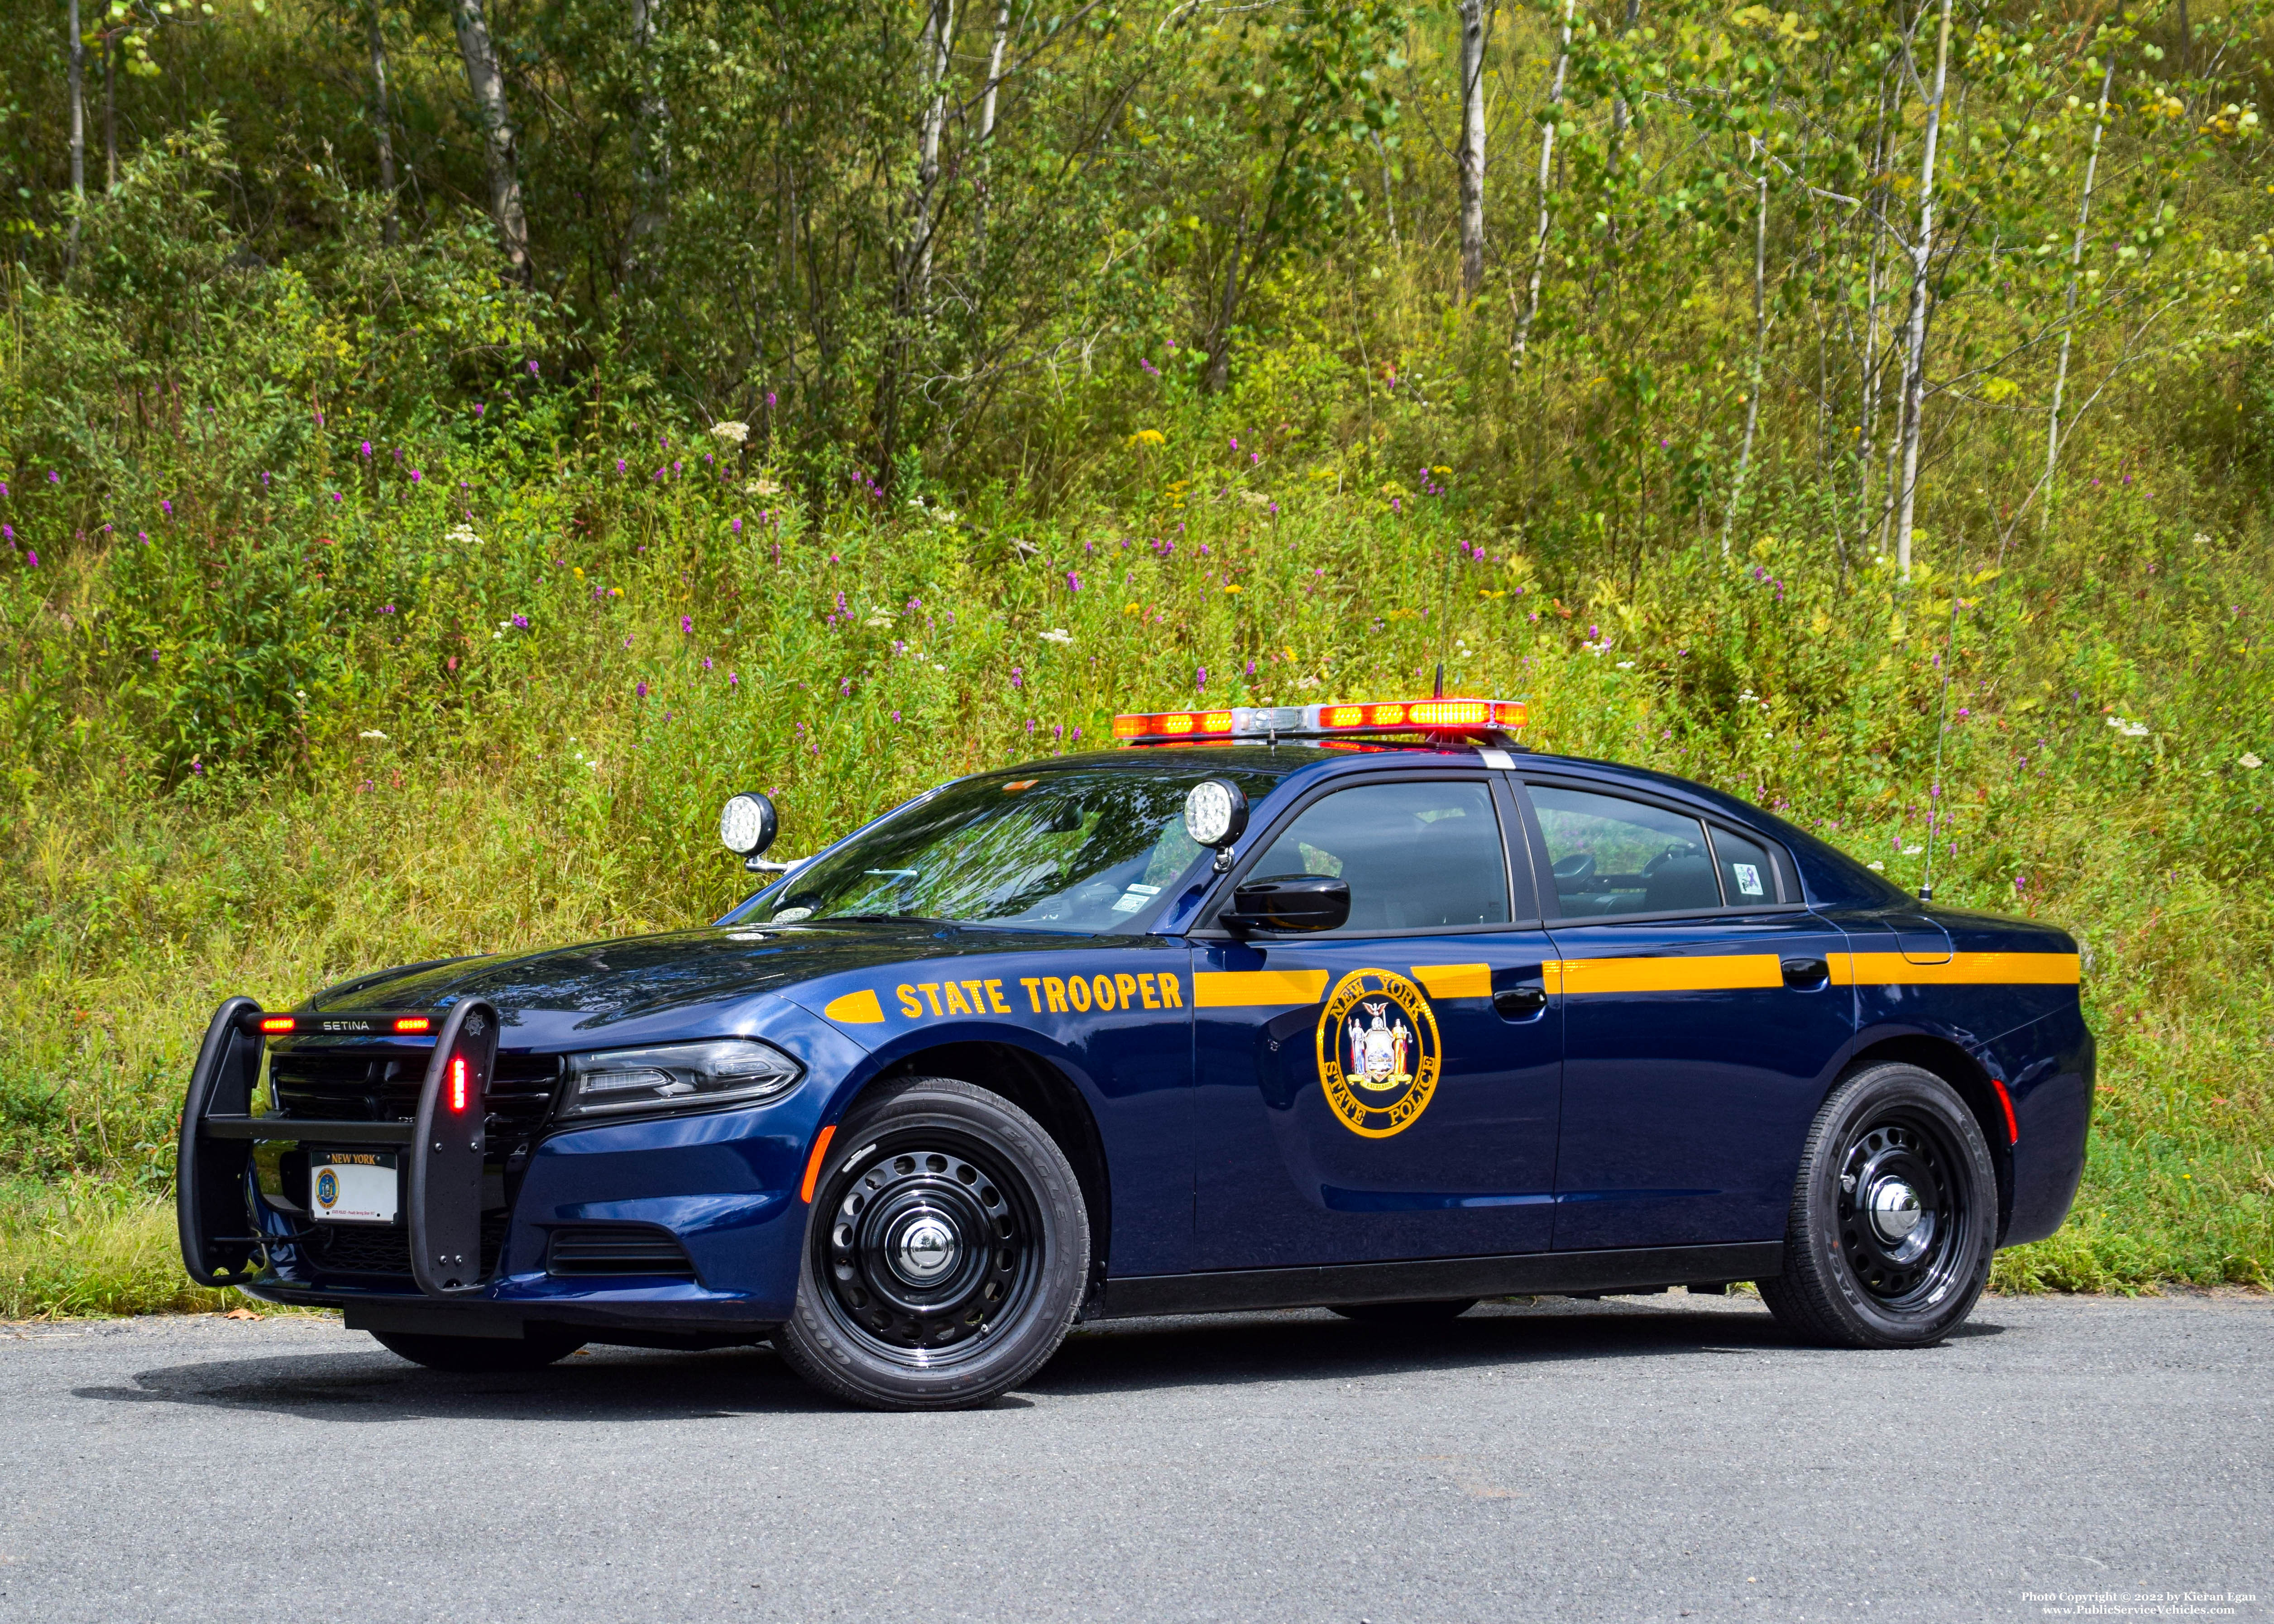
[177,695,2093,1409]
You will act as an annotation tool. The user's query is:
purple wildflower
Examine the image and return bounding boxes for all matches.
[512,613,530,629]
[637,681,649,699]
[1067,570,1082,592]
[681,615,693,635]
[1011,667,1024,690]
[1195,666,1207,692]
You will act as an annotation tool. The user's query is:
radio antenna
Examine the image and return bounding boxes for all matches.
[1919,576,1965,903]
[1434,662,1445,699]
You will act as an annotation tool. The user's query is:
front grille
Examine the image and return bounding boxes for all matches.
[304,1212,509,1280]
[270,1046,560,1136]
[546,1225,698,1280]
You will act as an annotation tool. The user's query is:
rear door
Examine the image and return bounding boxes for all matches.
[1192,772,1564,1268]
[1518,777,1855,1252]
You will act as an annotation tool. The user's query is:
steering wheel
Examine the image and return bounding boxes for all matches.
[1551,852,1596,889]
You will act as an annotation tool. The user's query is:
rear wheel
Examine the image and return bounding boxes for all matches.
[1759,1062,1996,1349]
[1328,1299,1477,1324]
[775,1077,1088,1411]
[370,1329,585,1372]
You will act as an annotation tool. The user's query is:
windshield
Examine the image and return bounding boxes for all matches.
[761,765,1282,933]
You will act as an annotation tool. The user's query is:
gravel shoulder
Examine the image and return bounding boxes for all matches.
[2,1291,2268,1623]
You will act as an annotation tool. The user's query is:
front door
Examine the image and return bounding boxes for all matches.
[1193,774,1564,1269]
[1520,778,1857,1252]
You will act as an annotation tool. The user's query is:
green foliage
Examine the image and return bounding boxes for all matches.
[1,0,2272,1313]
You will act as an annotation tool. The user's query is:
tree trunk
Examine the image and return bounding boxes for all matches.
[448,0,531,281]
[627,0,669,274]
[1511,0,1575,369]
[974,0,1010,249]
[1202,210,1248,395]
[1857,71,1895,555]
[103,30,115,191]
[1455,0,1489,301]
[2043,58,2113,530]
[368,1,400,246]
[67,0,83,262]
[911,0,956,305]
[1893,0,1953,582]
[1722,133,1769,554]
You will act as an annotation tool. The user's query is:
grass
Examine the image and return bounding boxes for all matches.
[0,420,2269,1318]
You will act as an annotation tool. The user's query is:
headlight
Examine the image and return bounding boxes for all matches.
[560,1038,804,1120]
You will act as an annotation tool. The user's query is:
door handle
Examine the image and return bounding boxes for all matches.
[1493,986,1549,1020]
[1781,957,1830,990]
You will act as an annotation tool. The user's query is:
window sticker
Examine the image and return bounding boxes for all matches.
[1733,863,1764,898]
[1111,883,1162,915]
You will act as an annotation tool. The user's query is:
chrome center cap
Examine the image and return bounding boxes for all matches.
[1868,1178,1923,1243]
[893,1215,959,1283]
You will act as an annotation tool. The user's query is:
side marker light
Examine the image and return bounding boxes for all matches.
[258,1015,296,1035]
[450,1056,469,1113]
[800,1125,838,1204]
[1990,1077,2020,1145]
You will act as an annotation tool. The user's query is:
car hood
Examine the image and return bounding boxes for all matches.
[305,922,1117,1041]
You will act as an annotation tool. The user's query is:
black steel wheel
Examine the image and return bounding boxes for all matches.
[1760,1062,1997,1348]
[1328,1299,1478,1324]
[370,1329,584,1371]
[775,1077,1088,1410]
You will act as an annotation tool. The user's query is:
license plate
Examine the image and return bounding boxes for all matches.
[310,1150,398,1224]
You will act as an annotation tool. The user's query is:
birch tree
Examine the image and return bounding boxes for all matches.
[367,0,398,245]
[1511,0,1573,368]
[627,0,670,273]
[67,0,85,261]
[1892,0,1953,580]
[2042,54,2113,529]
[1455,0,1489,301]
[448,0,530,281]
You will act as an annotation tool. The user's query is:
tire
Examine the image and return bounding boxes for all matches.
[775,1077,1089,1411]
[1759,1061,1997,1349]
[1328,1299,1478,1324]
[370,1329,585,1372]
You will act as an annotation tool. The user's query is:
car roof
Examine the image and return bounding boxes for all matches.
[982,740,1909,910]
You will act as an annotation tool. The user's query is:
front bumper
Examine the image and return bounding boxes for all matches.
[177,997,838,1339]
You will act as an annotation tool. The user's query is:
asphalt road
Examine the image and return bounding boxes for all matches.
[2,1292,2267,1624]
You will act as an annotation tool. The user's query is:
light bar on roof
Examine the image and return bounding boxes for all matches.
[1112,697,1526,744]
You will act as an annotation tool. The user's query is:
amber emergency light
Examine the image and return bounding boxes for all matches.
[1112,697,1526,744]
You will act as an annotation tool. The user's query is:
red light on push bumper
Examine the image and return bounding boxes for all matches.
[393,1016,432,1034]
[258,1015,297,1035]
[450,1056,469,1113]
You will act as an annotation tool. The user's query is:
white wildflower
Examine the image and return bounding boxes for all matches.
[1903,845,1924,856]
[710,420,750,445]
[2243,752,2265,769]
[865,611,895,629]
[359,729,388,740]
[1615,660,1635,670]
[1868,860,1886,871]
[446,523,482,548]
[1042,628,1073,645]
[744,477,782,497]
[2105,715,2149,739]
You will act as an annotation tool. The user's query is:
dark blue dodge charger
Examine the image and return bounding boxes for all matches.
[178,695,2093,1409]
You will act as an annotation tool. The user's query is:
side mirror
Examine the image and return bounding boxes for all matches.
[1183,778,1249,873]
[1221,875,1350,934]
[719,792,781,870]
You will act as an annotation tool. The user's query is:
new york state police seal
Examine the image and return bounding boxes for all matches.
[1314,968,1442,1138]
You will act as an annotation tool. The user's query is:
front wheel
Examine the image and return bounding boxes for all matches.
[1759,1062,1997,1349]
[774,1077,1089,1411]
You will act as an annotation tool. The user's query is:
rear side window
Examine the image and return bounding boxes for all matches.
[1710,826,1780,905]
[1528,785,1721,917]
[1251,780,1509,931]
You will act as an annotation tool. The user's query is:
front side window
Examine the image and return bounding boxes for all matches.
[768,766,1281,932]
[1529,784,1721,917]
[1248,780,1509,931]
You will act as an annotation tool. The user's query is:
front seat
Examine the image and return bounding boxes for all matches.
[1642,854,1720,913]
